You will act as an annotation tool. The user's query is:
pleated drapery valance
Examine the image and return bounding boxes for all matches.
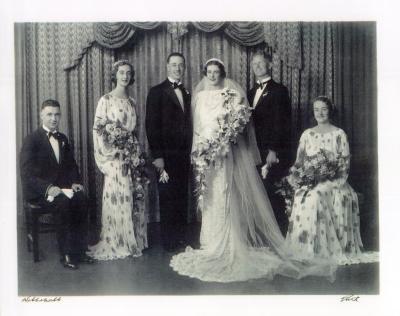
[63,22,302,70]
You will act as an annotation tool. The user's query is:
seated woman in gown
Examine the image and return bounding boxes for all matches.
[170,59,336,283]
[284,96,379,265]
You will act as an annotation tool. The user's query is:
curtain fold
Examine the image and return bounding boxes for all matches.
[264,22,302,69]
[266,23,333,151]
[60,23,95,71]
[128,22,162,30]
[295,22,334,139]
[191,22,226,32]
[66,47,115,234]
[223,22,265,46]
[332,22,377,248]
[15,24,28,211]
[93,22,136,49]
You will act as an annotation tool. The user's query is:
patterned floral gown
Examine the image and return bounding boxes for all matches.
[285,128,378,264]
[87,94,147,260]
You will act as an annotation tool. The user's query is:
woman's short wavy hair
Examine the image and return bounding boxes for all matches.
[111,60,135,86]
[202,59,227,79]
[312,95,336,120]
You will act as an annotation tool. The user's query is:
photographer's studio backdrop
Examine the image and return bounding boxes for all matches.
[14,22,378,249]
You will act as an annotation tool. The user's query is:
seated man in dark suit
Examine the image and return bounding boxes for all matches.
[20,99,94,269]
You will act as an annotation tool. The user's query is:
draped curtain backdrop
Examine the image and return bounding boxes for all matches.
[15,22,377,248]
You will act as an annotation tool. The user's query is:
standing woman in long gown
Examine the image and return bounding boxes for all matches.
[88,60,148,260]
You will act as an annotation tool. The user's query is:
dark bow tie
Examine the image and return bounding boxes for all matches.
[256,81,268,90]
[47,131,60,139]
[172,81,184,90]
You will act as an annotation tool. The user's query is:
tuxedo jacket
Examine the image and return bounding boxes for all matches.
[145,79,192,171]
[20,127,81,202]
[248,79,292,167]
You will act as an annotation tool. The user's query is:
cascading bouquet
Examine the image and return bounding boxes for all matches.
[94,117,149,206]
[275,148,349,216]
[191,88,253,210]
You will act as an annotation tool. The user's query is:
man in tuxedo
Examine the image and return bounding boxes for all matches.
[248,52,292,235]
[146,52,192,252]
[20,99,93,269]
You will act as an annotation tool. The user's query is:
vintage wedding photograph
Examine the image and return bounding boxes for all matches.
[14,21,379,296]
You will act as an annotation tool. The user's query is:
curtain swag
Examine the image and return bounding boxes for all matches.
[191,22,226,32]
[224,21,265,46]
[94,22,137,49]
[63,22,302,71]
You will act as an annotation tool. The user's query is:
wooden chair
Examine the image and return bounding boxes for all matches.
[24,201,56,262]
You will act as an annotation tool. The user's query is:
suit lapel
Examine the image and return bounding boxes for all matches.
[254,80,274,109]
[39,128,59,165]
[182,87,191,109]
[163,80,191,113]
[254,91,267,109]
[57,137,64,164]
[163,80,184,112]
[249,88,257,107]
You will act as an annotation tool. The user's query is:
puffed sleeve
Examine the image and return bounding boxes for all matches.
[93,96,119,176]
[294,130,308,167]
[334,129,351,185]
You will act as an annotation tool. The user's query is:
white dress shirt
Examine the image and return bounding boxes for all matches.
[253,77,271,108]
[43,125,60,163]
[168,77,185,111]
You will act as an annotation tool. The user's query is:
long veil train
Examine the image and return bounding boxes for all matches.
[170,77,337,282]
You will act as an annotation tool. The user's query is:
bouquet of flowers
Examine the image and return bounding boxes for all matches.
[191,88,253,209]
[94,117,149,204]
[276,148,349,216]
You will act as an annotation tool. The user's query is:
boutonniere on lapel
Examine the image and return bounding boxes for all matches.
[183,87,190,96]
[262,91,269,98]
[61,140,66,148]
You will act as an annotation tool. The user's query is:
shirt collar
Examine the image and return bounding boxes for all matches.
[257,76,271,85]
[168,77,181,84]
[42,125,57,134]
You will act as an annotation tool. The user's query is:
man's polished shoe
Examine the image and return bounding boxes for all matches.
[60,255,78,270]
[77,254,95,264]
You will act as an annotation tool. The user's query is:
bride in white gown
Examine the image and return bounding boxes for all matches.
[170,58,337,283]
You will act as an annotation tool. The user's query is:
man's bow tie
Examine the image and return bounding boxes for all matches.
[172,81,184,90]
[256,81,268,90]
[47,131,60,139]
